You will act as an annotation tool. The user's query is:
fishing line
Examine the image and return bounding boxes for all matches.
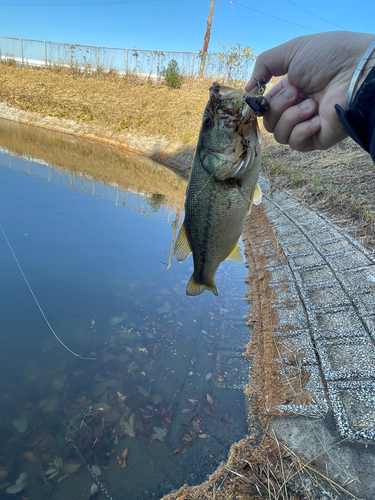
[0,224,109,361]
[192,163,217,201]
[237,186,253,205]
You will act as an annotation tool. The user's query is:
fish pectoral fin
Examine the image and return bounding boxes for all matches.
[186,276,218,297]
[256,121,263,144]
[174,223,192,263]
[225,243,244,262]
[252,183,262,205]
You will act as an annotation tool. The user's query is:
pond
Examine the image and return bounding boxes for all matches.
[0,119,251,500]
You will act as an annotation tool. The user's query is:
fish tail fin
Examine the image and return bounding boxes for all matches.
[186,275,218,297]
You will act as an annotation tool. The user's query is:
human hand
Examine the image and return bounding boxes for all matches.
[246,31,375,151]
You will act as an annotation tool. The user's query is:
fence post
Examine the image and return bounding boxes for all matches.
[20,38,24,67]
[156,51,160,81]
[191,53,195,76]
[96,46,99,75]
[44,41,47,69]
[125,48,128,73]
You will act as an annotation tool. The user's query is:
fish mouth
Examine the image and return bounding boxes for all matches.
[209,82,268,124]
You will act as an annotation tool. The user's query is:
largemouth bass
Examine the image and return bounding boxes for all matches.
[174,82,268,296]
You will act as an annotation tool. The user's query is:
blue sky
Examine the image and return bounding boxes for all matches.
[0,0,374,57]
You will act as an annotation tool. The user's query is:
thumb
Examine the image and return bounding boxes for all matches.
[245,38,302,92]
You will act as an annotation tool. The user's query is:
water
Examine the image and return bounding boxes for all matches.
[0,119,251,499]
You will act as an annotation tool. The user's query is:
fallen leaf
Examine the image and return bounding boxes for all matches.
[173,444,185,454]
[23,451,36,463]
[48,470,60,479]
[205,373,212,380]
[206,394,213,405]
[45,467,59,475]
[151,433,164,442]
[63,462,81,474]
[215,374,225,382]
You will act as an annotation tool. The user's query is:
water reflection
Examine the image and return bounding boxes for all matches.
[0,120,250,499]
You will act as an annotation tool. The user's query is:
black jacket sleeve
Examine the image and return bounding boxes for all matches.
[335,65,375,162]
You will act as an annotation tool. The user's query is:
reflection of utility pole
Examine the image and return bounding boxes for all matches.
[166,211,180,269]
[199,0,216,78]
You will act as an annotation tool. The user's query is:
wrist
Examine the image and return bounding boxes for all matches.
[346,38,375,108]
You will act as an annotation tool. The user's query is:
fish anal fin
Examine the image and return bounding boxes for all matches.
[252,183,262,206]
[174,223,192,263]
[186,276,218,296]
[225,243,244,262]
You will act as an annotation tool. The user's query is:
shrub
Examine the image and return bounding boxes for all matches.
[161,59,182,89]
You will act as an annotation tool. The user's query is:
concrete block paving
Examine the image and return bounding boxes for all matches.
[262,186,375,441]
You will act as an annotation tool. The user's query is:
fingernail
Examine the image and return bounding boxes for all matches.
[311,116,319,124]
[282,88,295,100]
[299,100,312,110]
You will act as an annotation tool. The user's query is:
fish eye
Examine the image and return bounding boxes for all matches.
[226,178,236,186]
[203,114,212,126]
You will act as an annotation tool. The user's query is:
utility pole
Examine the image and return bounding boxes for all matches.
[199,0,216,78]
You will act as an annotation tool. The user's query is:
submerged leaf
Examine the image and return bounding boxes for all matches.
[63,462,81,474]
[45,468,58,475]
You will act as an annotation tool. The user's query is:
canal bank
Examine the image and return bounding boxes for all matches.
[1,103,375,499]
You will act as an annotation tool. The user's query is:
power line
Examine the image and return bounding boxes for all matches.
[286,0,346,30]
[229,0,319,33]
[0,0,162,6]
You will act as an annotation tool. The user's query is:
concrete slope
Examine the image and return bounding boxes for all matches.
[244,177,375,498]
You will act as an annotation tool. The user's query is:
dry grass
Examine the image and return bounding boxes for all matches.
[0,62,208,144]
[163,430,360,500]
[261,131,375,249]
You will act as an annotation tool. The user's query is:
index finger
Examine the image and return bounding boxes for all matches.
[264,76,290,99]
[245,38,302,92]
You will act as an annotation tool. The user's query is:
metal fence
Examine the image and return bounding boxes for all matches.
[0,36,254,81]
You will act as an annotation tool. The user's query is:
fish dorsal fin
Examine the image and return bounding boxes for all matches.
[186,275,218,296]
[174,223,192,263]
[225,243,244,262]
[252,183,262,205]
